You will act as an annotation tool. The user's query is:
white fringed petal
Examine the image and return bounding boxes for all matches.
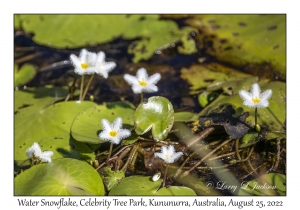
[39,151,54,162]
[112,117,122,131]
[26,142,53,163]
[251,83,261,98]
[94,51,116,78]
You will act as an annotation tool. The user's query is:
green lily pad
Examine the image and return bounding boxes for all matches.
[187,15,286,79]
[206,76,259,95]
[238,173,286,195]
[15,94,96,165]
[177,32,198,55]
[181,63,250,94]
[15,14,196,63]
[134,96,174,141]
[200,80,286,132]
[15,158,105,195]
[101,167,125,191]
[263,131,286,141]
[71,101,136,144]
[14,64,36,88]
[14,86,69,112]
[109,176,196,195]
[239,132,259,148]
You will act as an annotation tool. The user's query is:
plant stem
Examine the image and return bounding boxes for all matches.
[233,145,255,163]
[140,92,144,103]
[181,139,232,178]
[255,107,257,126]
[162,164,169,188]
[80,75,84,101]
[174,151,196,178]
[235,139,242,160]
[82,74,95,100]
[106,143,113,164]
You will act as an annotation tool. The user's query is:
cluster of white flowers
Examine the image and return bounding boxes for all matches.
[71,49,162,94]
[70,49,116,78]
[26,142,53,163]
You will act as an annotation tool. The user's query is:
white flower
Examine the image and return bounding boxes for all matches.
[94,51,116,79]
[154,145,183,164]
[239,83,272,108]
[70,49,96,75]
[26,142,54,163]
[99,117,131,144]
[124,68,161,94]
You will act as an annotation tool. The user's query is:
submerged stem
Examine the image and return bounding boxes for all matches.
[181,139,232,178]
[121,145,139,172]
[235,139,242,160]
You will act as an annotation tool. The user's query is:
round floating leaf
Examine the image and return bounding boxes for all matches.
[109,176,196,196]
[177,33,197,54]
[134,96,174,141]
[206,76,259,95]
[187,15,286,79]
[15,97,96,165]
[71,101,136,144]
[14,64,36,88]
[14,86,69,112]
[16,14,197,63]
[15,158,105,195]
[238,173,286,196]
[199,80,286,132]
[263,131,286,141]
[181,63,249,94]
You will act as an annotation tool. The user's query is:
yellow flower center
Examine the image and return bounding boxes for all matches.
[81,63,89,70]
[252,97,261,104]
[165,154,170,159]
[109,130,118,137]
[138,80,147,87]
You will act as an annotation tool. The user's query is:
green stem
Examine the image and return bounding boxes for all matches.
[162,164,169,188]
[106,143,113,164]
[255,107,257,127]
[140,92,144,103]
[235,139,242,160]
[233,146,255,163]
[82,74,95,101]
[80,75,84,101]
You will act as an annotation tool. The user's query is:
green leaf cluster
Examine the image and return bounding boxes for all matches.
[15,14,196,63]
